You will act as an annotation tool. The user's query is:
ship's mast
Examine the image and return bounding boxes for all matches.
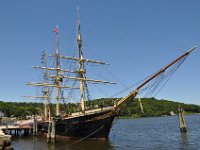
[42,49,48,118]
[26,10,116,116]
[76,8,86,112]
[54,25,61,116]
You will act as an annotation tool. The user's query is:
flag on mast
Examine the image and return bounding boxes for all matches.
[52,26,59,33]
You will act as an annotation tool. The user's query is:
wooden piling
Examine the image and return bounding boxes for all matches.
[35,120,38,135]
[5,119,8,134]
[33,121,35,135]
[33,117,38,136]
[47,121,51,142]
[51,121,55,142]
[14,130,16,136]
[138,96,144,113]
[178,106,187,133]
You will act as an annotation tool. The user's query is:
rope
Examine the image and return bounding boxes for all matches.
[141,55,188,98]
[83,12,187,51]
[56,125,105,150]
[109,75,150,98]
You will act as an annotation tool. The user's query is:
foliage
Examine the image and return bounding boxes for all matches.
[117,97,200,117]
[0,97,199,118]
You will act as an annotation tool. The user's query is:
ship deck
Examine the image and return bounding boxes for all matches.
[64,106,114,119]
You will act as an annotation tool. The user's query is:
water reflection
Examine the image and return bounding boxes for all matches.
[11,115,200,150]
[54,139,114,150]
[12,136,114,150]
[179,132,189,149]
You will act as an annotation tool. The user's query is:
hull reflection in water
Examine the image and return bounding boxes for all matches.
[12,136,114,150]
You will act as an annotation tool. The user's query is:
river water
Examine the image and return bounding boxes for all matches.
[11,114,200,150]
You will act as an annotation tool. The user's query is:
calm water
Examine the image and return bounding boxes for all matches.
[12,114,200,150]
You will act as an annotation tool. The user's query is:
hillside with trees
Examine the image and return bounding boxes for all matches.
[0,98,199,119]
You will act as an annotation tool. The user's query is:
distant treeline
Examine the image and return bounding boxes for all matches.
[0,97,199,118]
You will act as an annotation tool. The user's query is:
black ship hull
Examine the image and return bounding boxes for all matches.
[40,109,117,140]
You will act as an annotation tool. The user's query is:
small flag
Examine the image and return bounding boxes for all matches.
[52,27,59,33]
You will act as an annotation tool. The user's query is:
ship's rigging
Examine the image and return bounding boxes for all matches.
[25,10,116,118]
[22,8,197,140]
[111,47,195,112]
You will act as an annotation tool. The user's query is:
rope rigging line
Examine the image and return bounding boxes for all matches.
[83,41,128,93]
[142,73,165,97]
[92,84,110,98]
[56,125,105,150]
[66,80,78,103]
[139,55,188,98]
[152,55,188,97]
[109,75,151,98]
[82,62,92,101]
[79,31,188,103]
[82,13,188,51]
[45,58,57,114]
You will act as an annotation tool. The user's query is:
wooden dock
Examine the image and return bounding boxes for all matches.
[0,125,33,136]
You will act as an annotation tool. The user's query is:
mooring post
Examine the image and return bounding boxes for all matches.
[5,118,8,134]
[24,129,27,136]
[47,121,51,142]
[51,120,55,143]
[33,116,38,136]
[178,106,187,133]
[138,96,144,113]
[33,116,36,136]
[35,118,38,135]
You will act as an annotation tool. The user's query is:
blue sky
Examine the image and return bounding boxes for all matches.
[0,0,199,104]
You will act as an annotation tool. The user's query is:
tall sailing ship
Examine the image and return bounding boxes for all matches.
[25,10,196,140]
